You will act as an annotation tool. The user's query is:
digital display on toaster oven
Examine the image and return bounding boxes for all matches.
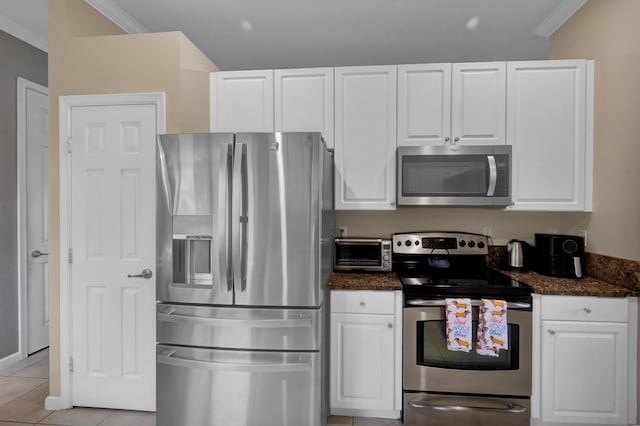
[422,237,457,249]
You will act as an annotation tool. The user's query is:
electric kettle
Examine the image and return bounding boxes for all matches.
[507,239,528,270]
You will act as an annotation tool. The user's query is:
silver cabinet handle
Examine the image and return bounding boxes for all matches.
[127,268,153,279]
[31,250,49,258]
[359,301,366,306]
[387,322,393,329]
[454,137,460,143]
[409,398,527,414]
[548,329,556,335]
[444,137,450,143]
[584,307,592,314]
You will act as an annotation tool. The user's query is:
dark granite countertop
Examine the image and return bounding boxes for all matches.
[496,268,639,297]
[328,270,638,297]
[329,272,402,291]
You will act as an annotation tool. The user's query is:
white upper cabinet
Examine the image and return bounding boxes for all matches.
[334,65,397,210]
[274,68,334,149]
[451,62,507,146]
[397,62,506,147]
[507,60,593,211]
[211,70,274,132]
[397,63,452,146]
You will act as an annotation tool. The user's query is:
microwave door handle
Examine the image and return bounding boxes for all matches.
[487,155,497,196]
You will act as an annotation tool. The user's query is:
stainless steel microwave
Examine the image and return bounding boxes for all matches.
[334,238,392,272]
[397,145,512,207]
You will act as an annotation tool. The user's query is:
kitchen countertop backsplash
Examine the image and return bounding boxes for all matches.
[330,246,640,297]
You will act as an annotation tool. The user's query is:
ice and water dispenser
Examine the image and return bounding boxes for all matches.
[157,133,228,291]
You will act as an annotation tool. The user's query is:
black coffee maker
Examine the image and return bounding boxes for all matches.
[534,233,585,278]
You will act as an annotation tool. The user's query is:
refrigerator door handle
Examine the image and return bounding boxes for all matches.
[225,143,233,291]
[232,141,248,293]
[240,144,248,291]
[157,352,312,373]
[157,312,313,328]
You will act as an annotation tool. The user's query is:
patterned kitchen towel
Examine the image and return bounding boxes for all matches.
[476,299,508,357]
[446,298,472,352]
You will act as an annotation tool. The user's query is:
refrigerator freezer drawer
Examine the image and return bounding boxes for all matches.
[157,304,321,351]
[157,345,321,426]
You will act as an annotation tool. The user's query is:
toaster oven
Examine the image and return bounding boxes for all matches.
[334,238,392,272]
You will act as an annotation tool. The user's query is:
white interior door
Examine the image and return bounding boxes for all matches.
[69,104,157,411]
[25,83,49,355]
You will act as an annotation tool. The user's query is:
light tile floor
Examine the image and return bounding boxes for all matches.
[0,352,401,425]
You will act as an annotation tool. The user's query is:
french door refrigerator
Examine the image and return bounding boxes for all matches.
[155,132,334,426]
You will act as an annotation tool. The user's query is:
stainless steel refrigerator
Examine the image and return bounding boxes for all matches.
[155,132,334,426]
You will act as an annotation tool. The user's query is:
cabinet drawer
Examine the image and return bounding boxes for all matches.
[540,296,628,322]
[331,290,395,314]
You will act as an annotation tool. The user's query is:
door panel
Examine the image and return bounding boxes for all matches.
[233,133,321,307]
[25,86,49,354]
[451,62,506,146]
[156,304,320,350]
[157,345,321,426]
[70,104,156,410]
[156,133,234,305]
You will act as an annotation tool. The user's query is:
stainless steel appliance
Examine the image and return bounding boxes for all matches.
[397,145,511,206]
[156,132,335,426]
[334,238,392,272]
[394,232,533,426]
[534,233,584,278]
[507,239,529,271]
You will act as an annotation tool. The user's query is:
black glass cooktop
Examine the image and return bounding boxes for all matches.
[400,269,533,300]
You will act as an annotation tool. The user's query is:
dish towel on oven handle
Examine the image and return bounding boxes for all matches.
[476,299,508,357]
[446,298,472,352]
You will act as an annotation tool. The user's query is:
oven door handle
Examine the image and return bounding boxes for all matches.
[407,299,531,310]
[409,398,528,414]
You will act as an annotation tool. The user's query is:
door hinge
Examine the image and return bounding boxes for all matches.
[68,357,74,373]
[66,136,72,154]
[67,248,73,264]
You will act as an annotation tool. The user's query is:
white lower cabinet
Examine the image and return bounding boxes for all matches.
[330,290,402,419]
[533,295,638,425]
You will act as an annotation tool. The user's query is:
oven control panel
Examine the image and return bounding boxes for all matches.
[392,232,489,255]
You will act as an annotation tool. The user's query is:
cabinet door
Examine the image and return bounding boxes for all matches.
[397,63,451,146]
[507,60,592,211]
[274,68,334,149]
[330,313,395,411]
[451,62,506,145]
[334,66,397,210]
[211,70,274,132]
[541,320,628,424]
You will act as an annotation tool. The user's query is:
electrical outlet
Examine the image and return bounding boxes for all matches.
[338,226,347,238]
[482,226,492,237]
[577,229,587,247]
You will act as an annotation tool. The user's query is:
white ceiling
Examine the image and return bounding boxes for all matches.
[0,0,587,70]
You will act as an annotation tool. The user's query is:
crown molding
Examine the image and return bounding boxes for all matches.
[0,13,47,52]
[533,0,588,38]
[84,0,148,34]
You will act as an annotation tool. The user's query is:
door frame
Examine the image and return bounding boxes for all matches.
[57,92,165,410]
[17,77,49,361]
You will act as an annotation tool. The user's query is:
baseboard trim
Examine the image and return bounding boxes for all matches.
[45,396,65,410]
[0,352,22,371]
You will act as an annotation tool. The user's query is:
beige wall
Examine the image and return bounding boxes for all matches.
[549,0,640,261]
[548,0,640,419]
[48,0,217,396]
[336,210,589,245]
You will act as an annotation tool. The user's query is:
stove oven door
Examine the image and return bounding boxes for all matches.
[403,302,532,396]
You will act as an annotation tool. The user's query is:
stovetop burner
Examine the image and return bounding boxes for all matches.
[393,231,533,302]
